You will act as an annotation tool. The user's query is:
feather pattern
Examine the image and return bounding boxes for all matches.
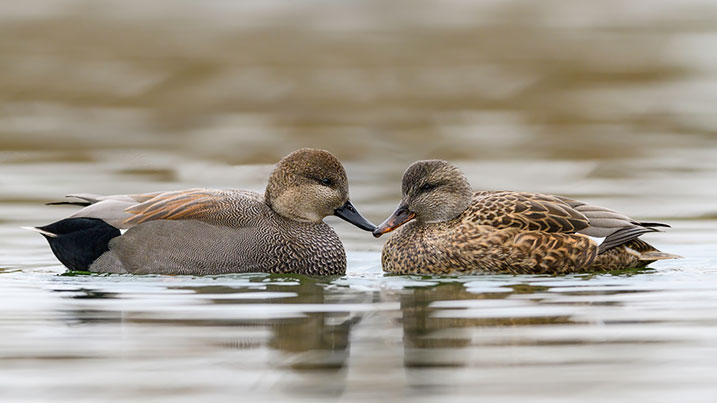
[379,160,679,274]
[381,191,679,275]
[63,188,265,229]
[469,191,590,233]
[123,189,226,225]
[466,191,667,254]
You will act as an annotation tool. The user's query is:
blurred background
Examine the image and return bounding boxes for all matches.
[2,0,717,237]
[2,1,717,402]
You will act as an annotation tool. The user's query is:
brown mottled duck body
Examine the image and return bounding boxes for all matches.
[375,162,679,275]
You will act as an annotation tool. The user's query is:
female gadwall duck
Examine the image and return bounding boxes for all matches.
[373,160,679,275]
[27,149,375,275]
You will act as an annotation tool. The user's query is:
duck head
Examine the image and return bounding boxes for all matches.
[266,148,375,231]
[373,160,472,237]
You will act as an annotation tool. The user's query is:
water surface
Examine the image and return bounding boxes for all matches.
[2,1,717,402]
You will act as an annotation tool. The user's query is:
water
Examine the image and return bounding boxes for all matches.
[2,1,717,402]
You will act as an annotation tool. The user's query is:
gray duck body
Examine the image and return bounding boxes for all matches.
[91,190,346,275]
[30,149,374,276]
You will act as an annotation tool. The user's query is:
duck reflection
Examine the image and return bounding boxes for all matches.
[51,273,581,398]
[53,275,356,368]
[52,274,358,396]
[399,280,571,368]
[263,276,353,371]
[176,275,356,371]
[191,275,356,397]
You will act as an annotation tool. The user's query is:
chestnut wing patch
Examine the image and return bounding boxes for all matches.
[470,191,590,234]
[123,189,232,226]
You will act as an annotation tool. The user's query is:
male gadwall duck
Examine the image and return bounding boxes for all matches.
[27,149,375,275]
[373,160,680,275]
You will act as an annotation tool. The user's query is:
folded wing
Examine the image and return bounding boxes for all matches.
[470,191,668,253]
[471,191,590,233]
[62,188,265,229]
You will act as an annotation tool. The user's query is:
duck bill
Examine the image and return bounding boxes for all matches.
[372,203,416,238]
[334,200,376,232]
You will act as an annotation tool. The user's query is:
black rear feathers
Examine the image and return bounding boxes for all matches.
[637,222,671,229]
[45,201,92,207]
[34,218,120,271]
[598,221,671,254]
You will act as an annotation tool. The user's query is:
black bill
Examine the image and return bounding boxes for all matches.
[334,200,376,232]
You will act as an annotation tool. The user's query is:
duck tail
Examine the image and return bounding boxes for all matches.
[24,218,121,271]
[638,251,683,261]
[626,239,682,261]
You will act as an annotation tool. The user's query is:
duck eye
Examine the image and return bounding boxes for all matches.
[420,183,436,192]
[320,178,334,186]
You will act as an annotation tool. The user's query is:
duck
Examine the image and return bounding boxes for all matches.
[26,148,376,275]
[372,160,680,275]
